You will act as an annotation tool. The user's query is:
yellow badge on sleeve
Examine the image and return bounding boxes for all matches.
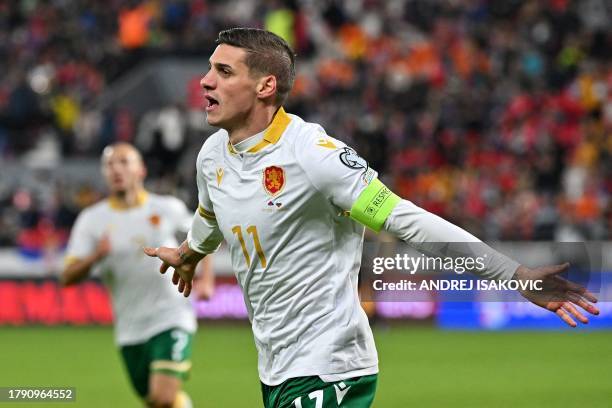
[316,138,337,149]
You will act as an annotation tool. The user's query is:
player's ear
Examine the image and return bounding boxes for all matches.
[139,164,147,180]
[256,75,276,100]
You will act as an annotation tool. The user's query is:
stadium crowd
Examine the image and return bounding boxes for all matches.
[0,0,610,254]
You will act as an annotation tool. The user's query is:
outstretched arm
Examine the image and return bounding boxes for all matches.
[513,263,599,327]
[290,130,599,326]
[384,199,599,326]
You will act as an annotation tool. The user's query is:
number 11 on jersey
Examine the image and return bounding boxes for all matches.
[232,225,267,268]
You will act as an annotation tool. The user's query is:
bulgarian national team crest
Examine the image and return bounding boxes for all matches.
[263,166,285,196]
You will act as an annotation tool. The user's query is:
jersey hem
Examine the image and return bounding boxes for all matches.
[259,363,379,386]
[115,319,196,346]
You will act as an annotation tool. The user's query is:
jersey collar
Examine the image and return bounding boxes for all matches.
[228,107,291,154]
[108,190,148,210]
[233,129,265,153]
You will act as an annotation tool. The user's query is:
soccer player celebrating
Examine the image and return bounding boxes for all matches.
[145,28,599,407]
[63,143,211,408]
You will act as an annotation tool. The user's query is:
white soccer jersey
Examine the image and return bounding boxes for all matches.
[191,108,379,385]
[65,192,197,346]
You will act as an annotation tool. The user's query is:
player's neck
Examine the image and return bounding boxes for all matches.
[109,188,147,209]
[227,105,279,145]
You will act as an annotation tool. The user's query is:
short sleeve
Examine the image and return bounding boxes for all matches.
[65,210,96,262]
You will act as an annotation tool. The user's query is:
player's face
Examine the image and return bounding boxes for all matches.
[101,145,145,195]
[200,44,259,129]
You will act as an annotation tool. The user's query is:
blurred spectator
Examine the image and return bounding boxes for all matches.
[0,0,610,250]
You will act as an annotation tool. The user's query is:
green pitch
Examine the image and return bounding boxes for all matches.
[0,325,610,407]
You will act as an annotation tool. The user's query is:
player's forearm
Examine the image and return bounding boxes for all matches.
[178,240,206,264]
[187,208,224,254]
[384,199,520,280]
[60,253,102,286]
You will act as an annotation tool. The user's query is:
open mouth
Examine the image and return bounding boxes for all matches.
[205,95,219,112]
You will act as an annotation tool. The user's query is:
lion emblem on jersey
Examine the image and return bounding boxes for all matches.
[263,166,285,196]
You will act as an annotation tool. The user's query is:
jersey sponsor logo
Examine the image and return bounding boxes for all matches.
[333,382,351,405]
[216,167,224,187]
[262,166,285,196]
[339,147,368,172]
[316,137,337,149]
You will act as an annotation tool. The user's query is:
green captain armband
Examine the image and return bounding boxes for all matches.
[350,178,401,232]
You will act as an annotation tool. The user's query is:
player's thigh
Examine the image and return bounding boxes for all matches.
[146,329,194,405]
[275,375,377,408]
[120,343,150,398]
[148,328,194,382]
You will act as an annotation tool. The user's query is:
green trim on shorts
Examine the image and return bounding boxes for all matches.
[261,374,378,408]
[350,178,400,232]
[120,328,194,398]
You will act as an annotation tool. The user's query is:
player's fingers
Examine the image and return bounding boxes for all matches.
[172,271,180,285]
[144,247,158,257]
[554,276,598,303]
[555,308,577,327]
[178,279,185,293]
[582,290,598,304]
[184,282,192,298]
[160,262,170,274]
[567,292,600,315]
[562,302,588,324]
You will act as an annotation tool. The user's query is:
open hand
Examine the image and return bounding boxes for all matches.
[514,263,599,327]
[144,242,204,297]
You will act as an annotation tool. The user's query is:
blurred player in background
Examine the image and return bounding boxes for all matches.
[145,28,599,407]
[62,142,213,408]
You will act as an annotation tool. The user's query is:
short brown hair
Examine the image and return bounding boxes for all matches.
[216,28,296,106]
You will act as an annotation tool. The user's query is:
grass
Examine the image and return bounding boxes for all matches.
[0,325,610,407]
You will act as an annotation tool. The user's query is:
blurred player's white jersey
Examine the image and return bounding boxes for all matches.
[65,192,197,345]
[194,108,378,385]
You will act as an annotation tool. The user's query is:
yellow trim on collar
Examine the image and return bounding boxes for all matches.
[247,107,291,153]
[108,190,148,210]
[227,141,238,155]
